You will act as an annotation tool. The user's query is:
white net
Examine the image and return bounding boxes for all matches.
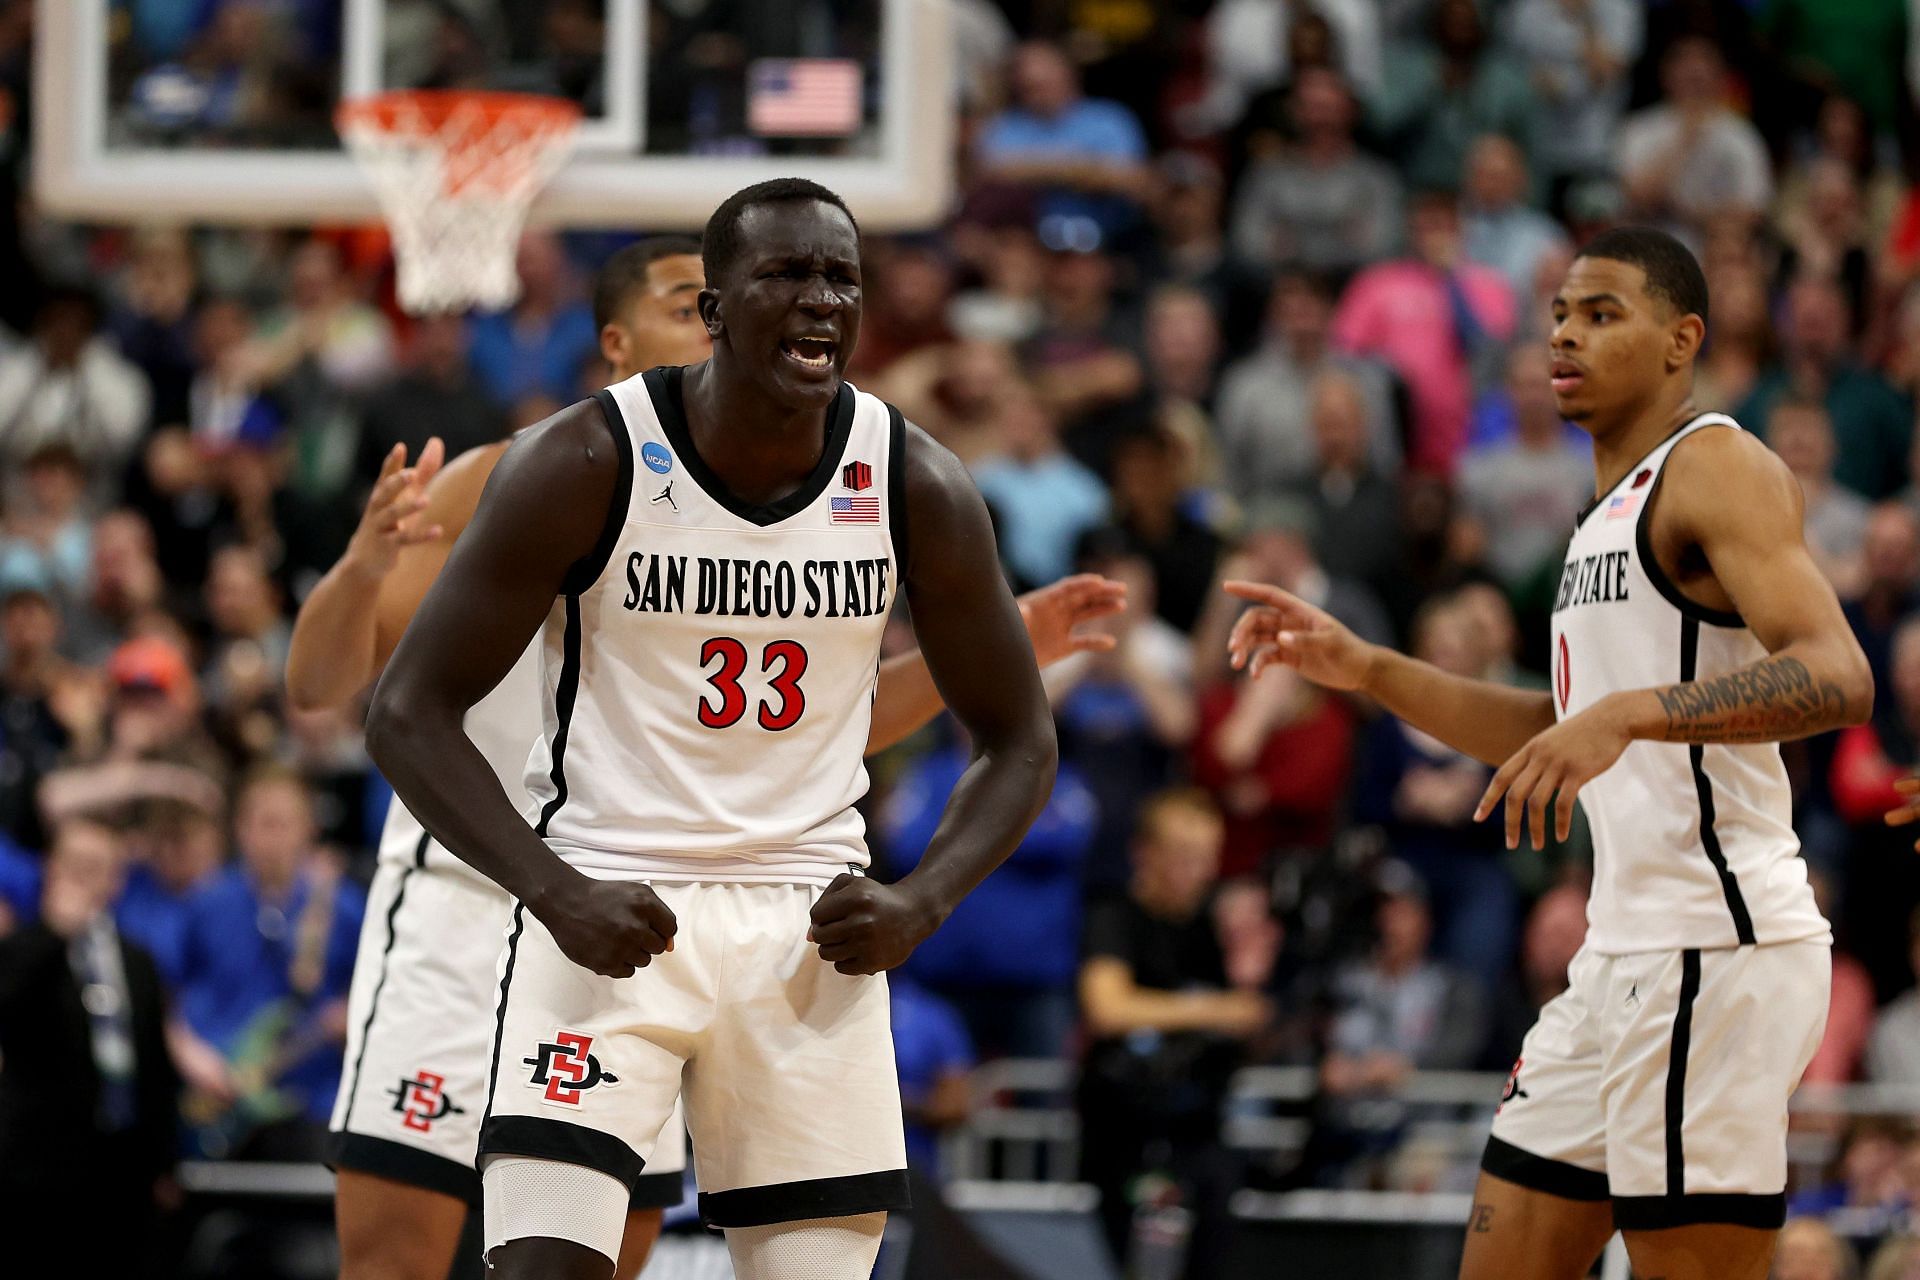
[337,92,581,315]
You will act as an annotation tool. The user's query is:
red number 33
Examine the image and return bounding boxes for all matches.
[698,638,809,731]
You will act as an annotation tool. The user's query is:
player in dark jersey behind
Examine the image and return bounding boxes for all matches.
[367,180,1058,1280]
[1225,228,1871,1280]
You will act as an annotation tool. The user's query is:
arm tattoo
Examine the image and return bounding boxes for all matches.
[1470,1204,1495,1233]
[1651,655,1849,743]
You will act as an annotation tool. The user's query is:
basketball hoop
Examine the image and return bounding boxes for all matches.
[337,90,582,315]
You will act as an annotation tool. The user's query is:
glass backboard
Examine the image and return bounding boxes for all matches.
[37,0,952,229]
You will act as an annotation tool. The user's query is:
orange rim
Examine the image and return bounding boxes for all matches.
[335,89,583,136]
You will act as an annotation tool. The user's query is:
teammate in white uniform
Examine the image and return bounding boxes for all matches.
[365,179,1062,1280]
[293,237,1120,1280]
[1224,227,1873,1280]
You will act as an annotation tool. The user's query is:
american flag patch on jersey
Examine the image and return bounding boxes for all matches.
[831,496,880,524]
[1606,494,1639,520]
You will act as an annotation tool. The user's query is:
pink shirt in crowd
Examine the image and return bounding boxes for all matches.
[1331,260,1516,474]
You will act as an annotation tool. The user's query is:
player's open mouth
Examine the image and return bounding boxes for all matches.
[1549,359,1584,393]
[780,337,837,370]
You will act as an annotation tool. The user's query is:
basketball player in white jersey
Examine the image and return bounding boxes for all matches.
[365,178,1061,1280]
[296,236,1119,1280]
[1225,227,1873,1280]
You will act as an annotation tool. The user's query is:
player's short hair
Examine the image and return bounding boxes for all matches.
[1576,225,1710,328]
[702,178,859,286]
[592,236,702,331]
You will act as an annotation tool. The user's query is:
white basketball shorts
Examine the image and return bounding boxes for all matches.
[1485,938,1829,1230]
[477,879,910,1232]
[329,852,687,1207]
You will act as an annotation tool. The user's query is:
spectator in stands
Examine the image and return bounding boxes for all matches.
[1321,861,1489,1098]
[886,723,1097,1058]
[1214,269,1401,504]
[1461,134,1570,303]
[247,237,394,397]
[1486,881,1587,1066]
[1457,347,1590,593]
[1141,153,1235,318]
[1078,790,1269,1266]
[1616,36,1772,237]
[973,40,1150,246]
[1774,157,1876,338]
[466,230,598,407]
[63,510,166,667]
[947,222,1046,347]
[1694,265,1774,414]
[1740,275,1911,501]
[1806,871,1880,1086]
[974,392,1110,590]
[1833,615,1920,1001]
[848,239,956,383]
[1868,905,1920,1083]
[1866,1235,1920,1280]
[1293,370,1402,592]
[0,818,179,1276]
[170,767,363,1157]
[1142,285,1222,415]
[1373,1,1535,195]
[1773,1217,1861,1280]
[0,285,152,486]
[1353,596,1514,990]
[1106,425,1223,633]
[1333,190,1516,473]
[873,339,1017,468]
[1047,543,1195,894]
[0,446,94,606]
[1844,504,1920,696]
[1791,1117,1914,1223]
[203,543,292,694]
[355,312,509,477]
[889,972,974,1175]
[1201,0,1382,131]
[109,225,201,430]
[1771,399,1871,594]
[1024,241,1145,470]
[1504,0,1642,189]
[1228,68,1402,278]
[117,798,223,987]
[0,582,69,847]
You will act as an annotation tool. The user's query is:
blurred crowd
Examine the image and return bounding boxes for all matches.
[14,0,1920,1276]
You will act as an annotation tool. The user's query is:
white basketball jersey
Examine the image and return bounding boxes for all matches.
[1550,413,1827,954]
[374,636,543,882]
[522,366,902,885]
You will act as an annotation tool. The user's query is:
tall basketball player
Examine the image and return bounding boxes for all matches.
[299,235,1118,1280]
[1226,228,1872,1280]
[366,179,1061,1280]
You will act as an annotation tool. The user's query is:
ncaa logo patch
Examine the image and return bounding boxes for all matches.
[642,442,673,475]
[524,1030,621,1106]
[388,1070,465,1133]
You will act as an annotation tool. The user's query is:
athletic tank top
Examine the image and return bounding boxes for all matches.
[1551,412,1828,953]
[522,365,905,885]
[374,636,542,884]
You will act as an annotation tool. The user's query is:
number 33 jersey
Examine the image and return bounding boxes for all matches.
[523,365,904,886]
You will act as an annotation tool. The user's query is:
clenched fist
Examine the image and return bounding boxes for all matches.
[808,874,943,976]
[537,877,678,978]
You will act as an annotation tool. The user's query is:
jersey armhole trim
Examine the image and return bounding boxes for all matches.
[562,391,637,597]
[888,404,910,579]
[1633,467,1746,629]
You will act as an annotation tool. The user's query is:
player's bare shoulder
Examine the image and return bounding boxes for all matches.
[1658,418,1807,540]
[896,418,993,582]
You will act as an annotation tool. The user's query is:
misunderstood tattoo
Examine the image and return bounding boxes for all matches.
[1652,656,1849,743]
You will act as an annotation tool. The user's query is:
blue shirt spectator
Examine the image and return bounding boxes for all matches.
[889,974,976,1173]
[884,736,1097,1057]
[117,860,206,988]
[974,41,1149,243]
[0,832,40,927]
[465,232,599,407]
[974,397,1109,589]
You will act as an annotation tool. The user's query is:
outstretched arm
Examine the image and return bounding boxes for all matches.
[864,575,1125,755]
[810,427,1059,974]
[1477,429,1873,848]
[1224,581,1556,767]
[365,404,677,978]
[286,438,506,711]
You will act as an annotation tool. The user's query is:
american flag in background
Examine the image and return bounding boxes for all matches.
[748,59,863,137]
[831,496,880,525]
